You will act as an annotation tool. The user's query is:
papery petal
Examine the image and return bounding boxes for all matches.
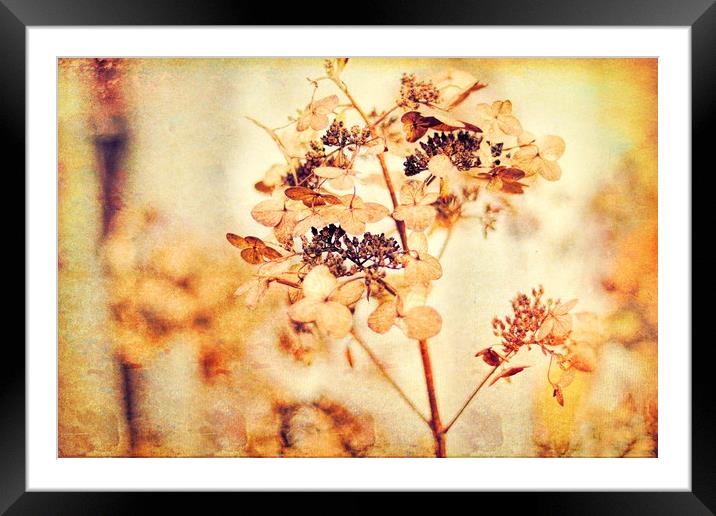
[476,103,494,120]
[362,203,390,223]
[427,154,458,179]
[419,106,464,128]
[536,316,555,341]
[329,279,365,306]
[538,135,566,161]
[330,174,356,191]
[554,298,579,316]
[288,298,321,323]
[552,314,573,337]
[399,180,422,205]
[497,114,523,136]
[315,301,353,338]
[497,100,513,115]
[296,115,311,132]
[313,95,339,114]
[302,264,337,300]
[407,231,428,255]
[337,210,366,235]
[513,145,539,161]
[517,131,536,146]
[367,300,398,334]
[310,113,330,131]
[395,205,435,232]
[402,306,442,340]
[314,166,344,179]
[251,198,285,227]
[538,159,562,181]
[421,255,442,280]
[420,192,439,206]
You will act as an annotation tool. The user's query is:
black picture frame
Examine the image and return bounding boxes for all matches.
[6,1,705,513]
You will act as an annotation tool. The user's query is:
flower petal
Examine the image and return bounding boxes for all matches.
[427,154,458,178]
[535,316,555,341]
[315,301,353,338]
[302,265,337,300]
[402,306,442,340]
[251,198,285,227]
[288,298,320,323]
[554,298,579,316]
[538,135,566,161]
[329,279,365,306]
[407,231,429,256]
[538,159,562,181]
[367,300,398,334]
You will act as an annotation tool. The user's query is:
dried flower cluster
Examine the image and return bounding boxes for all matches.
[476,287,594,407]
[228,60,572,456]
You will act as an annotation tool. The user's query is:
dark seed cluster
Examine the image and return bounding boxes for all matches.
[321,121,372,148]
[403,131,483,176]
[301,224,403,278]
[492,287,550,351]
[399,74,441,109]
[285,142,326,189]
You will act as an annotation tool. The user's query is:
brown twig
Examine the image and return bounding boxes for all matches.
[418,339,446,457]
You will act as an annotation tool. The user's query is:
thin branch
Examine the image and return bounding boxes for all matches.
[443,350,516,434]
[350,329,429,425]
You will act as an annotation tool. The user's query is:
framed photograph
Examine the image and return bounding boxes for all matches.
[11,0,706,512]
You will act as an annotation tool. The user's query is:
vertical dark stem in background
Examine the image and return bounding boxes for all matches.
[90,59,135,451]
[419,339,446,457]
[96,135,127,236]
[91,58,128,237]
[118,359,138,454]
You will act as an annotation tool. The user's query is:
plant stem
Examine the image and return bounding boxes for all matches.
[350,329,429,425]
[336,78,444,457]
[443,350,516,433]
[331,79,408,251]
[418,339,446,457]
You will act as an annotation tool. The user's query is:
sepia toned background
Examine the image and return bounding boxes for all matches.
[58,57,657,457]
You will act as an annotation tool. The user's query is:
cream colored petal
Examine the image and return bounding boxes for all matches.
[399,180,421,205]
[329,173,356,191]
[367,300,398,334]
[513,145,539,161]
[296,114,311,132]
[554,298,579,316]
[538,159,562,181]
[313,94,339,114]
[402,306,442,340]
[517,131,536,146]
[329,279,365,306]
[288,297,321,323]
[497,114,523,136]
[427,154,458,179]
[401,205,436,232]
[475,103,494,120]
[421,255,443,280]
[552,314,573,337]
[302,264,337,300]
[538,135,566,161]
[535,316,555,341]
[314,166,345,179]
[315,301,353,338]
[251,198,286,227]
[419,106,464,127]
[310,113,330,131]
[338,210,366,235]
[498,99,513,115]
[362,202,390,223]
[407,231,429,256]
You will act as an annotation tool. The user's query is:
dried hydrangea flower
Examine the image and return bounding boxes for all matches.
[402,232,442,285]
[475,100,523,137]
[367,283,442,339]
[536,299,578,340]
[288,265,363,338]
[314,166,357,191]
[392,180,438,231]
[297,95,339,132]
[513,133,566,181]
[326,194,390,235]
